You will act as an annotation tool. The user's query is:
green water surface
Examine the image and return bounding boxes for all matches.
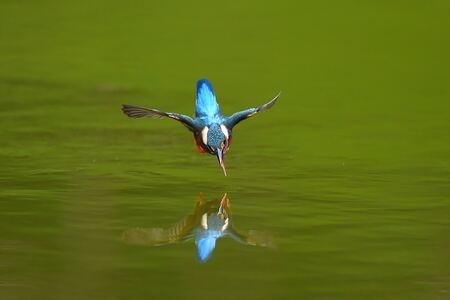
[1,1,450,299]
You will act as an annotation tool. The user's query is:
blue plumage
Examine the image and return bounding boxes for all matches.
[195,79,222,124]
[122,78,280,176]
[196,234,218,263]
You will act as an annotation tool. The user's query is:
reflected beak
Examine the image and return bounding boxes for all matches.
[216,148,227,176]
[218,193,229,215]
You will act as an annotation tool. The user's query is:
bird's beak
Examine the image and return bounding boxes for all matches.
[218,193,229,215]
[216,148,227,176]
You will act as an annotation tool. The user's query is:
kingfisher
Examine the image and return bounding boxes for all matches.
[122,194,273,263]
[122,79,280,176]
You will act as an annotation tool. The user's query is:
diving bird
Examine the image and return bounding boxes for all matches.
[122,79,280,176]
[122,194,273,263]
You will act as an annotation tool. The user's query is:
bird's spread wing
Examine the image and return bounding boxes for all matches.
[227,228,274,248]
[224,92,280,128]
[122,215,196,247]
[122,104,200,131]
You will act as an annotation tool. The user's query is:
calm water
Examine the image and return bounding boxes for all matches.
[1,1,450,299]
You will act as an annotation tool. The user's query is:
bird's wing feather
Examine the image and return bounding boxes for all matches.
[122,104,200,131]
[224,92,280,128]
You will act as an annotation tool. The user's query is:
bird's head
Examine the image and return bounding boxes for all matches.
[199,194,231,232]
[200,123,231,176]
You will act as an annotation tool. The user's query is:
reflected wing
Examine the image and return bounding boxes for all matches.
[224,92,280,128]
[122,227,172,246]
[122,104,200,131]
[227,228,274,248]
[122,215,196,246]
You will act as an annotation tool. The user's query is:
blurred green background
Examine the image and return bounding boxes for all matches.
[1,1,449,299]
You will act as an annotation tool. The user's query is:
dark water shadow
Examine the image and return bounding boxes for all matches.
[122,193,274,263]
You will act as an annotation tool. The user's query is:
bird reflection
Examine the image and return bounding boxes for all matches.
[122,194,273,262]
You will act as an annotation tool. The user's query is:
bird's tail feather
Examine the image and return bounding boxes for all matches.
[195,79,221,119]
